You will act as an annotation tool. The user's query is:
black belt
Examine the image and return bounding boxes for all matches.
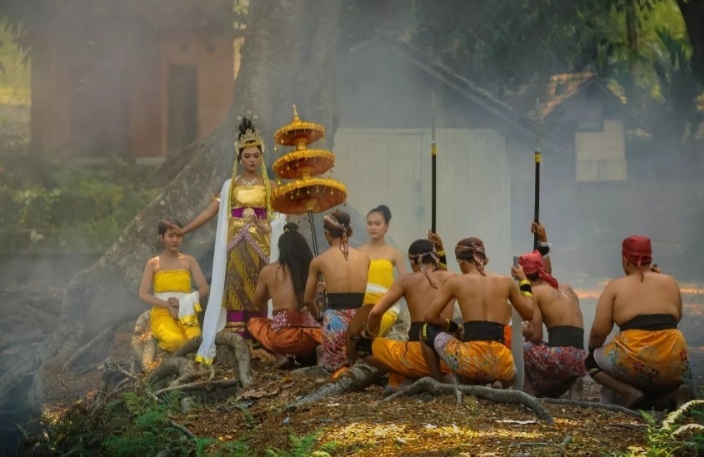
[408,322,424,342]
[620,314,677,331]
[463,321,505,344]
[326,293,365,310]
[547,325,584,349]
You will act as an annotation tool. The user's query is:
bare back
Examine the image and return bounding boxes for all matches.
[451,272,533,323]
[401,269,456,322]
[258,262,300,312]
[534,282,583,328]
[314,247,370,293]
[610,271,682,325]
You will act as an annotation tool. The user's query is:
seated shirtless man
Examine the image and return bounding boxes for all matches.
[422,237,534,387]
[247,222,322,369]
[519,222,586,399]
[303,210,370,374]
[586,235,693,409]
[347,238,457,386]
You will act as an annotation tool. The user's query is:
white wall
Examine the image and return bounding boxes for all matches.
[332,128,512,273]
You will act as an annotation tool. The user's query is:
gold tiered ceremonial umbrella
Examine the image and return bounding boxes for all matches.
[272,105,347,253]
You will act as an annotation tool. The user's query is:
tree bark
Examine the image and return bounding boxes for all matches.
[0,0,344,411]
[677,0,704,86]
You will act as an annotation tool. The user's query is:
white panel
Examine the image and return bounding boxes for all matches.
[575,120,625,161]
[576,159,627,182]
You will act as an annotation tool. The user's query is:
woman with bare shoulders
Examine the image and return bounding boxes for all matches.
[138,219,209,353]
[247,223,323,369]
[182,115,285,365]
[357,205,408,336]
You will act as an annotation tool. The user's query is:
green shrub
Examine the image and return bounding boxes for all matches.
[0,161,160,252]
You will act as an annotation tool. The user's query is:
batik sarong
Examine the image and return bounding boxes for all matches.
[591,314,691,392]
[321,293,364,372]
[425,321,515,384]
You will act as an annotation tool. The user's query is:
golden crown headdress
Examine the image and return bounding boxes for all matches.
[235,111,265,152]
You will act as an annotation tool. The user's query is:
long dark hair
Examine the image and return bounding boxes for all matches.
[278,222,314,307]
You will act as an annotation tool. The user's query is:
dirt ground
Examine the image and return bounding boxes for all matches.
[1,255,703,456]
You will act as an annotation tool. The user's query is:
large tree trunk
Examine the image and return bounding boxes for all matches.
[0,0,343,411]
[677,0,704,86]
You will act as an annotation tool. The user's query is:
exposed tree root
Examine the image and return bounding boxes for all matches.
[65,317,134,372]
[131,311,160,373]
[173,333,252,388]
[153,379,241,397]
[383,377,554,424]
[148,357,199,387]
[287,362,383,411]
[291,366,328,377]
[540,397,644,418]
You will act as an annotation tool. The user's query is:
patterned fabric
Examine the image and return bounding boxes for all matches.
[225,310,267,338]
[150,269,201,352]
[524,341,586,396]
[434,333,515,384]
[223,184,271,337]
[322,308,357,372]
[271,309,321,330]
[246,316,323,359]
[372,338,449,379]
[593,329,692,392]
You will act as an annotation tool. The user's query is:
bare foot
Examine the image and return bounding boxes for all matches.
[442,373,458,384]
[568,377,583,401]
[315,345,324,366]
[492,380,504,390]
[676,384,694,408]
[620,386,645,409]
[600,386,616,404]
[274,354,295,370]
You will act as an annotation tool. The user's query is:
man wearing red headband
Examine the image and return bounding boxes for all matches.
[517,222,586,400]
[586,235,693,409]
[420,237,534,388]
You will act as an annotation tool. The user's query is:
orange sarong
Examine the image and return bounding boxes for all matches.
[247,310,322,359]
[593,328,691,392]
[372,338,449,380]
[435,333,516,384]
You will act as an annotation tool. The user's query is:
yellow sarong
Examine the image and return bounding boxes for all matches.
[151,270,201,353]
[364,258,397,336]
[372,338,449,379]
[593,329,691,391]
[435,333,516,384]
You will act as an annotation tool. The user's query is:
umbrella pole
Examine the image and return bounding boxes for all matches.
[307,211,319,256]
[308,210,326,312]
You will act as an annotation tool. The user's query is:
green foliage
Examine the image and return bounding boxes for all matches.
[23,390,249,457]
[265,431,338,457]
[0,161,160,253]
[612,400,704,457]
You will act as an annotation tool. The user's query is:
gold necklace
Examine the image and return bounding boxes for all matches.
[240,176,257,186]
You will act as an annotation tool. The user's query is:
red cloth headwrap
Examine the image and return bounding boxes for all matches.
[622,235,652,267]
[518,250,559,289]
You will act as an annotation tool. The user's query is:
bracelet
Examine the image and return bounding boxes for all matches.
[519,279,530,286]
[519,282,533,295]
[537,241,551,257]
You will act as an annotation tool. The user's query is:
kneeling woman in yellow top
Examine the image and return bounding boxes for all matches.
[139,218,210,353]
[358,205,408,335]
